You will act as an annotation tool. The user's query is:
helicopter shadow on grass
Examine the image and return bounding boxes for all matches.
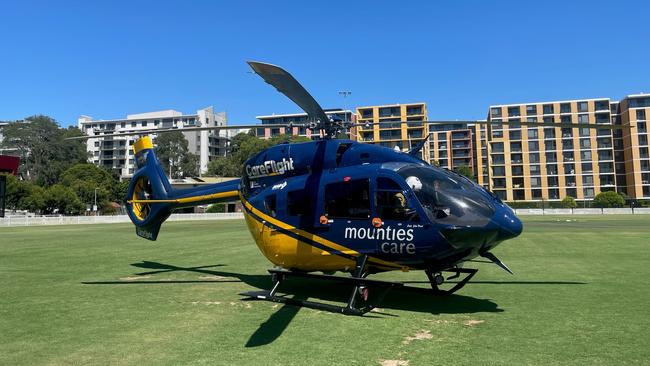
[83,261,516,347]
[83,261,587,347]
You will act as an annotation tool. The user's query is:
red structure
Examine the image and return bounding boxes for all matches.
[0,155,20,175]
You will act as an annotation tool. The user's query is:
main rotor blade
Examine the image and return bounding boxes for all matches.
[64,123,297,140]
[357,120,628,130]
[247,61,330,125]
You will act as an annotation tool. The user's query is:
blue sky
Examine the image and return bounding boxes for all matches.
[1,0,649,127]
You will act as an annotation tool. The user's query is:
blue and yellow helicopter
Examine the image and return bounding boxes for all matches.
[118,61,528,315]
[101,62,618,315]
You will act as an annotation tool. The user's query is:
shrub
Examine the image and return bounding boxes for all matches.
[561,196,577,209]
[593,191,625,208]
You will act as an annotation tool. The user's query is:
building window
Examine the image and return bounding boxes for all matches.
[543,104,554,114]
[577,101,589,113]
[637,109,646,121]
[560,103,572,113]
[490,107,502,118]
[578,114,589,123]
[528,129,539,139]
[595,100,609,111]
[492,166,506,176]
[526,105,537,115]
[507,106,521,117]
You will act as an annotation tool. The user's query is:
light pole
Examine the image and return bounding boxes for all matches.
[94,187,99,216]
[338,90,352,122]
[338,91,352,140]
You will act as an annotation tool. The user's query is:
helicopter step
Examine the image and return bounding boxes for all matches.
[240,255,403,316]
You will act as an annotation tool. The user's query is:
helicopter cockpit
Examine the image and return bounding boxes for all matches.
[382,163,497,227]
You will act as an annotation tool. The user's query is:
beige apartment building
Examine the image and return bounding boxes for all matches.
[355,103,428,160]
[485,94,650,201]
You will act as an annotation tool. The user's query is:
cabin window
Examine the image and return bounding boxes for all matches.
[287,189,310,216]
[264,194,277,217]
[324,179,370,219]
[375,177,419,221]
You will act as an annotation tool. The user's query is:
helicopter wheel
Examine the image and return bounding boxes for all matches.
[434,273,445,286]
[358,286,369,301]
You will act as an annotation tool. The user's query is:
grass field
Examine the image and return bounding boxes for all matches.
[0,216,649,365]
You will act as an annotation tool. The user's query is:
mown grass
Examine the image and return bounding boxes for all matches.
[0,215,648,365]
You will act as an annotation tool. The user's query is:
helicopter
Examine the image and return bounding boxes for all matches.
[77,61,623,315]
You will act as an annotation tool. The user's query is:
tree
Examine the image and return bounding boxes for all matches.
[206,203,225,213]
[154,131,198,179]
[454,165,475,181]
[561,196,577,208]
[0,116,88,185]
[207,157,241,177]
[60,163,116,212]
[593,191,625,208]
[41,185,84,215]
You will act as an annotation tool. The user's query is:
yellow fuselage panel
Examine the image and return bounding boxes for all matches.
[243,212,354,272]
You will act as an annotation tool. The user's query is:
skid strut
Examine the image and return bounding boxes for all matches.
[240,255,402,316]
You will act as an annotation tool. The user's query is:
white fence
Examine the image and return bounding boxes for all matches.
[0,212,244,227]
[1,209,649,227]
[513,208,650,215]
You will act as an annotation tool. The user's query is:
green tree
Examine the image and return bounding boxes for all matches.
[111,179,130,203]
[593,191,625,208]
[207,157,241,177]
[561,196,577,208]
[454,165,475,181]
[206,203,225,213]
[154,131,198,179]
[42,185,84,215]
[60,163,117,212]
[0,116,88,185]
[21,185,46,213]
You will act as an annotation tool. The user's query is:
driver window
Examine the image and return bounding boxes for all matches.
[375,177,419,221]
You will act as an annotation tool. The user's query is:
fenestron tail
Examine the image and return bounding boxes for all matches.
[125,136,240,240]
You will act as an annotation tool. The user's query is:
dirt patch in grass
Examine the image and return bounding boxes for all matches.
[119,275,151,281]
[379,360,409,366]
[402,330,433,344]
[464,319,485,327]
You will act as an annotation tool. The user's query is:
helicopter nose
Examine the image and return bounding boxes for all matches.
[496,210,523,241]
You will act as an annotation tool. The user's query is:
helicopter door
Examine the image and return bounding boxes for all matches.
[374,177,420,223]
[321,178,371,225]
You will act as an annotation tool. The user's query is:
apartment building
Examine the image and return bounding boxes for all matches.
[355,103,428,160]
[78,107,227,179]
[485,95,650,201]
[616,95,650,198]
[255,109,354,140]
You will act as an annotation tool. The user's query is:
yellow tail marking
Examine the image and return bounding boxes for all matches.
[128,190,239,204]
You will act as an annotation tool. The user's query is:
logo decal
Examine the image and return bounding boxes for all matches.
[246,158,295,179]
[272,181,287,190]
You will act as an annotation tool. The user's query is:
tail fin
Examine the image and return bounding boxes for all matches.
[125,136,240,241]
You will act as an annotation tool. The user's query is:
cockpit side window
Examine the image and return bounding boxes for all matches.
[324,179,370,219]
[375,177,419,221]
[264,194,277,217]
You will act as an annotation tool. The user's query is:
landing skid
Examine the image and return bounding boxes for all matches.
[241,256,479,315]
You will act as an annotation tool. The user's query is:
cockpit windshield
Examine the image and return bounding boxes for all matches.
[387,163,496,226]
